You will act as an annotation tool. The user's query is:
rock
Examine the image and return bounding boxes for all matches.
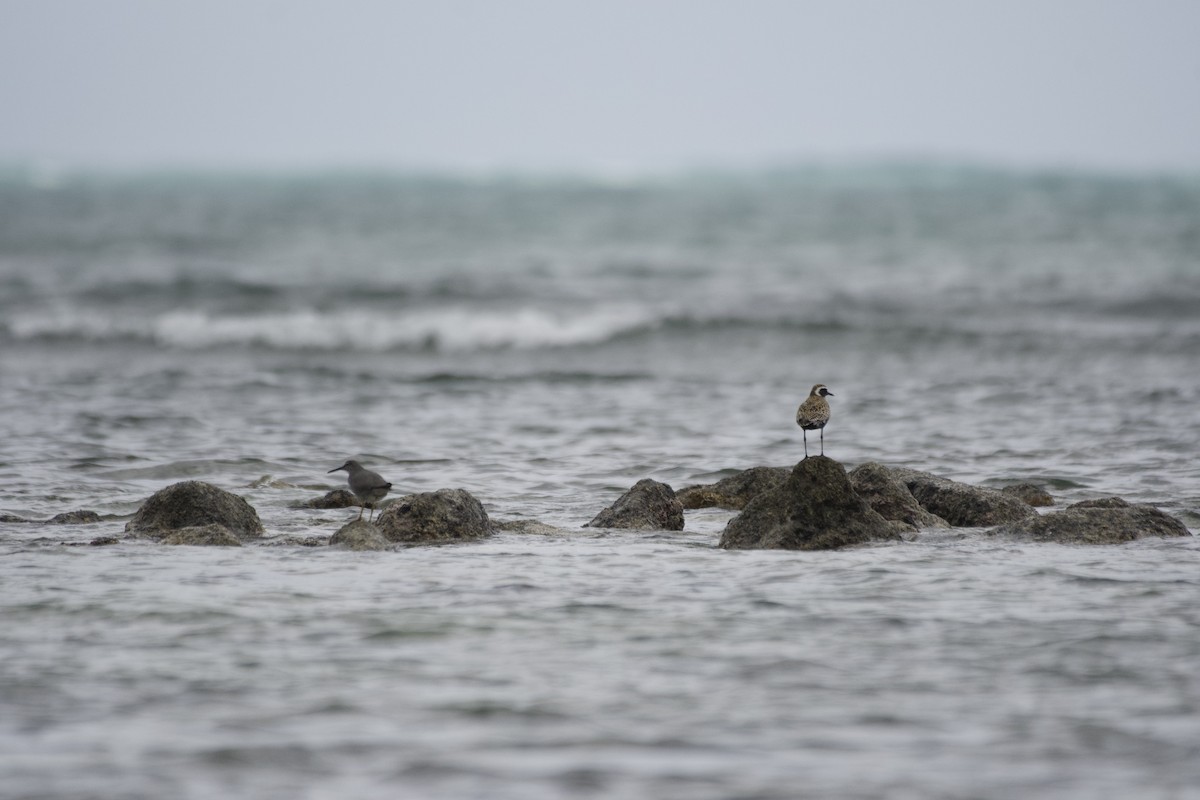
[125,480,264,540]
[0,513,29,523]
[720,456,902,550]
[494,519,571,536]
[89,536,120,546]
[1002,483,1054,507]
[48,510,101,525]
[887,467,1037,527]
[329,520,392,551]
[300,488,359,509]
[159,524,244,547]
[584,479,685,530]
[376,488,492,544]
[676,467,790,510]
[991,497,1191,544]
[848,463,950,529]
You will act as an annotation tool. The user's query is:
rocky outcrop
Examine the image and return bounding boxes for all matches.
[585,479,685,530]
[159,524,244,547]
[329,520,392,550]
[125,481,264,541]
[376,488,492,544]
[676,467,789,510]
[848,463,949,529]
[886,467,1037,527]
[48,510,102,524]
[991,497,1190,544]
[300,489,359,509]
[1001,483,1055,507]
[720,457,902,550]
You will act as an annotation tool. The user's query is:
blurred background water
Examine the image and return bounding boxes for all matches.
[2,164,1199,799]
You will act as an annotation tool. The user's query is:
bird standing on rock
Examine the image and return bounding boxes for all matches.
[328,460,392,522]
[796,384,833,458]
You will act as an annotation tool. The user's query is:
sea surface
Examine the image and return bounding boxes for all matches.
[2,164,1199,799]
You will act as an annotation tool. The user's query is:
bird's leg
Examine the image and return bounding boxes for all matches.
[367,505,374,523]
[820,427,824,456]
[803,429,809,459]
[356,504,364,522]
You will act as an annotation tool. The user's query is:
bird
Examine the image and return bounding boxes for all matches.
[796,384,833,458]
[328,460,392,522]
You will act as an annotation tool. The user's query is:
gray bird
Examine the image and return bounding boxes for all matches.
[328,459,392,522]
[796,384,833,458]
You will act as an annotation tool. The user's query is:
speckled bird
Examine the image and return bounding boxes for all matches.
[328,459,392,523]
[796,384,833,458]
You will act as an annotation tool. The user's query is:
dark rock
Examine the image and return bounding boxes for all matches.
[89,536,120,546]
[991,497,1191,544]
[125,480,264,540]
[720,456,902,550]
[888,467,1037,527]
[585,479,685,530]
[676,467,790,510]
[48,510,101,525]
[494,519,570,536]
[301,489,359,509]
[159,524,243,547]
[329,520,392,551]
[1002,483,1054,507]
[848,463,949,529]
[0,513,29,523]
[376,488,492,544]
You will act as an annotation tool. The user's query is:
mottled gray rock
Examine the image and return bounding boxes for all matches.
[585,479,685,530]
[376,488,492,544]
[991,497,1191,544]
[1002,483,1054,507]
[848,462,949,529]
[89,536,120,546]
[300,488,359,509]
[720,456,902,550]
[676,467,790,510]
[329,520,392,551]
[887,467,1037,527]
[494,519,571,536]
[159,524,243,547]
[48,510,101,525]
[125,480,264,540]
[0,513,29,523]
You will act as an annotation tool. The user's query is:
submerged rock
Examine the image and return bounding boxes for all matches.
[159,524,244,547]
[329,520,392,551]
[720,456,901,550]
[300,488,359,509]
[887,467,1037,527]
[125,480,264,541]
[676,467,789,510]
[48,510,101,525]
[848,463,949,529]
[376,488,491,544]
[991,497,1191,544]
[585,479,685,530]
[1002,483,1055,507]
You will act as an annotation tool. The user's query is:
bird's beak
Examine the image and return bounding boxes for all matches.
[327,467,342,473]
[826,391,834,396]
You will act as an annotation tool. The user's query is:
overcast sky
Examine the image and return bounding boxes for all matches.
[2,0,1199,174]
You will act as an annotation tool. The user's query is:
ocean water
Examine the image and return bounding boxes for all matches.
[2,164,1199,799]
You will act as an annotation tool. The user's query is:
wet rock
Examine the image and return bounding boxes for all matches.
[676,467,790,510]
[376,488,492,544]
[89,536,120,546]
[1002,483,1054,507]
[125,480,264,540]
[991,497,1191,544]
[300,489,359,509]
[585,479,685,530]
[720,456,901,550]
[159,524,243,547]
[887,467,1037,527]
[329,520,392,551]
[48,510,101,525]
[494,519,571,536]
[0,513,29,523]
[848,463,950,529]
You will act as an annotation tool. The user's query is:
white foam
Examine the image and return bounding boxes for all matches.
[7,304,661,352]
